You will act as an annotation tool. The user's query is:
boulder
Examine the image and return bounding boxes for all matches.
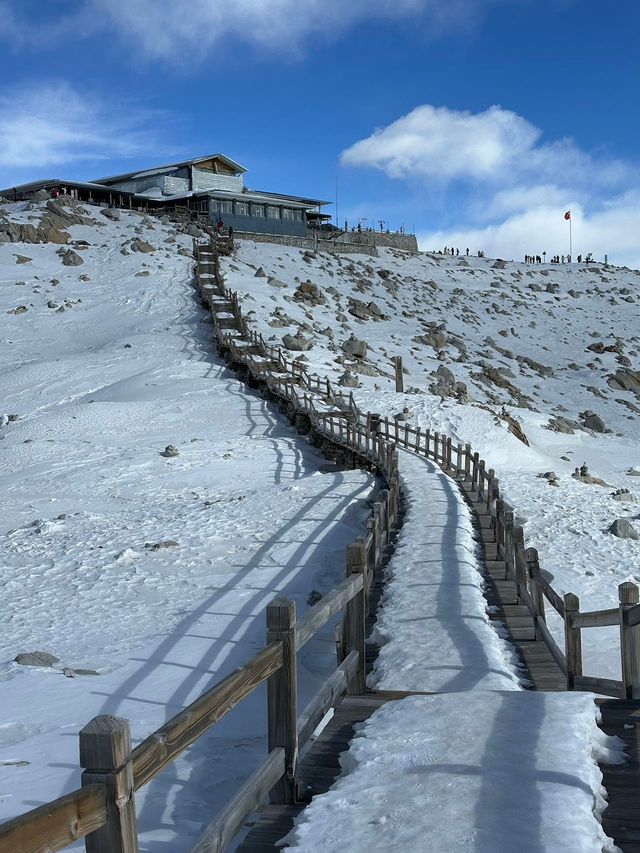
[338,370,360,388]
[130,238,155,253]
[282,331,313,351]
[254,266,267,277]
[581,412,606,433]
[161,445,179,458]
[61,249,84,266]
[609,519,640,540]
[15,651,59,667]
[101,207,121,221]
[342,334,368,359]
[492,259,507,269]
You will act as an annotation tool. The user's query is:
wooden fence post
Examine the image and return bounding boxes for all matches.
[525,547,546,639]
[464,444,471,479]
[394,356,404,393]
[512,525,527,598]
[502,510,514,578]
[381,489,391,540]
[619,582,640,699]
[80,716,138,853]
[456,443,463,477]
[345,540,367,694]
[472,452,479,488]
[266,598,298,804]
[564,593,582,690]
[433,432,440,463]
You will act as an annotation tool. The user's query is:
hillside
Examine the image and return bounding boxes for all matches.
[0,199,371,847]
[222,242,640,678]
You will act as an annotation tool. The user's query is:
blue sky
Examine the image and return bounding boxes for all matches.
[0,0,638,262]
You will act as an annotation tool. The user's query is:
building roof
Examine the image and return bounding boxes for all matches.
[94,153,247,185]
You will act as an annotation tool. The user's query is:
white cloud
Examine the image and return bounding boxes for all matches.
[342,103,640,265]
[0,0,500,59]
[341,103,629,189]
[0,82,166,172]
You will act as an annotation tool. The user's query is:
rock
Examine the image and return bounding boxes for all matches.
[547,417,577,434]
[63,667,99,677]
[32,189,51,201]
[414,327,447,349]
[435,365,455,385]
[182,223,204,237]
[348,299,371,321]
[307,590,323,606]
[14,254,31,264]
[254,266,267,277]
[492,259,507,269]
[161,445,179,458]
[627,467,640,477]
[61,249,84,266]
[130,238,155,253]
[135,270,150,277]
[608,369,640,397]
[8,305,28,314]
[342,334,368,359]
[338,370,360,388]
[394,407,412,421]
[293,280,324,305]
[613,490,635,503]
[282,331,313,351]
[101,207,121,221]
[15,651,59,667]
[144,540,179,550]
[609,519,640,540]
[581,412,606,433]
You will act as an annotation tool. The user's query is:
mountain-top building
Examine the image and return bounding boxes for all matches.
[1,153,331,238]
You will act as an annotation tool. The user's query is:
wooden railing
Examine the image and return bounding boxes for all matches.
[0,241,401,853]
[199,236,640,702]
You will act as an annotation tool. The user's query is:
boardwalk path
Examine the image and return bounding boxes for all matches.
[239,450,640,851]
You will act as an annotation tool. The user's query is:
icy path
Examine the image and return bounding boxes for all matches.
[370,451,521,692]
[0,215,372,850]
[286,692,622,853]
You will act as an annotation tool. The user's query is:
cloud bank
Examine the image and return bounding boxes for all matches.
[0,82,167,178]
[0,0,500,59]
[342,103,640,265]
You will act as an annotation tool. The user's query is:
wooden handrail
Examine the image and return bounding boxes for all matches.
[0,784,107,853]
[296,575,364,650]
[131,641,284,789]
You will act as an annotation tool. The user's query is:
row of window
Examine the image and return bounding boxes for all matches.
[216,200,303,221]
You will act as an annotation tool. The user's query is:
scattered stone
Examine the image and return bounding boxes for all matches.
[609,519,640,540]
[61,249,84,266]
[63,667,99,677]
[338,370,360,388]
[612,489,635,503]
[492,259,507,269]
[101,207,121,221]
[580,411,606,433]
[14,254,32,264]
[254,266,267,277]
[8,305,28,314]
[144,540,179,550]
[14,651,59,667]
[307,590,323,606]
[342,334,368,359]
[135,270,150,277]
[130,238,155,253]
[161,445,179,458]
[282,331,313,351]
[394,407,412,421]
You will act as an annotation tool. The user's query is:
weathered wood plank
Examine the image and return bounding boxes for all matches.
[296,576,363,650]
[573,675,622,697]
[570,607,619,629]
[297,651,359,747]
[0,785,107,853]
[131,642,283,789]
[266,600,297,805]
[190,749,285,853]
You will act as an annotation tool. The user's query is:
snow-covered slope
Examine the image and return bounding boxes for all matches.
[0,202,372,847]
[223,241,640,679]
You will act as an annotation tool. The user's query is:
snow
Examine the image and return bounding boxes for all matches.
[222,241,640,682]
[0,204,372,848]
[285,692,624,853]
[2,207,637,849]
[370,450,521,692]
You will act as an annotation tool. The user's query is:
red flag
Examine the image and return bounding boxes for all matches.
[564,210,571,220]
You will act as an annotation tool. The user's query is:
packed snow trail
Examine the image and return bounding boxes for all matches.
[0,208,373,850]
[285,693,623,853]
[370,450,521,692]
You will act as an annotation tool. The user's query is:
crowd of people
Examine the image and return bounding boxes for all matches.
[525,252,596,264]
[437,247,485,258]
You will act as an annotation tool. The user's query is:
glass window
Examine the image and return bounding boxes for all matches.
[267,206,280,219]
[235,201,248,216]
[282,208,294,221]
[253,204,264,217]
[218,200,233,214]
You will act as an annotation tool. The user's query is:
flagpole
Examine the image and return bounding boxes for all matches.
[569,215,572,261]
